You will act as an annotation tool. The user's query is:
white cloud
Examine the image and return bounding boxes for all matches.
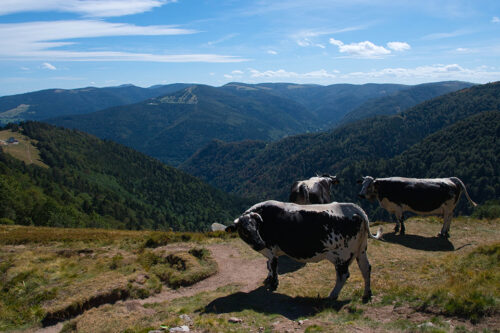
[341,63,500,82]
[329,38,390,58]
[206,33,239,46]
[249,68,337,79]
[0,20,247,63]
[267,50,277,55]
[231,70,243,75]
[387,41,410,51]
[492,16,500,23]
[0,0,174,18]
[297,38,327,49]
[42,62,56,70]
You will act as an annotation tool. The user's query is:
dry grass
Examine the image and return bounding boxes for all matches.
[2,217,499,332]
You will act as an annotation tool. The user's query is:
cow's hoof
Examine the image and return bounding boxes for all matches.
[399,230,405,236]
[393,226,400,233]
[264,277,278,291]
[437,232,449,239]
[362,292,372,303]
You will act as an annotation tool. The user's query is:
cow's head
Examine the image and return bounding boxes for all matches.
[357,176,377,200]
[225,212,266,251]
[321,174,340,187]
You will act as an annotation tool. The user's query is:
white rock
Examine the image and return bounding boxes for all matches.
[211,222,227,231]
[228,317,243,323]
[169,325,190,332]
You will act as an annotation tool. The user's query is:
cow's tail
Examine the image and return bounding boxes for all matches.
[451,177,477,207]
[356,212,383,240]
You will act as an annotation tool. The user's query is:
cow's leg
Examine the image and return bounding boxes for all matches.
[329,261,350,300]
[356,250,372,303]
[261,249,279,291]
[438,211,453,238]
[394,210,405,235]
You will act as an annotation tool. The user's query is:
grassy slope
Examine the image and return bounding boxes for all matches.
[1,217,498,332]
[0,129,47,168]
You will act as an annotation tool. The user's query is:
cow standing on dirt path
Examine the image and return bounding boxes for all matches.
[226,200,382,302]
[357,176,477,238]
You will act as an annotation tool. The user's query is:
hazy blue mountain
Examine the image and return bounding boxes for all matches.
[223,82,410,127]
[0,83,191,124]
[48,84,318,165]
[339,81,475,125]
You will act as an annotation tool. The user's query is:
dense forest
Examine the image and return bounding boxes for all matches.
[182,82,500,217]
[0,122,249,231]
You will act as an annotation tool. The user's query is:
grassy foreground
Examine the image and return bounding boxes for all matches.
[0,217,499,332]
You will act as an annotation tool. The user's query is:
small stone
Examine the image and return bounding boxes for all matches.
[418,322,435,328]
[228,317,243,323]
[136,274,149,284]
[211,222,227,231]
[179,314,192,323]
[298,319,308,325]
[148,331,163,333]
[169,326,190,332]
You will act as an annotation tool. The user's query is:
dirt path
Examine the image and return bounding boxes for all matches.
[139,242,267,304]
[34,242,267,333]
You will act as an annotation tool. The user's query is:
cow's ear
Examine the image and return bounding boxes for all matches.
[331,176,339,184]
[225,224,237,233]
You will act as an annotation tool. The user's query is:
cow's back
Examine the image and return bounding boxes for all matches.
[377,178,460,212]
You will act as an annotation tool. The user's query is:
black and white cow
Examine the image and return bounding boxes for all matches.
[289,174,339,204]
[226,200,382,302]
[357,176,477,238]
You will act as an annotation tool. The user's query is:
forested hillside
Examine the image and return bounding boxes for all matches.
[182,82,500,216]
[339,81,474,125]
[0,122,248,231]
[48,85,318,165]
[45,81,470,166]
[0,83,191,124]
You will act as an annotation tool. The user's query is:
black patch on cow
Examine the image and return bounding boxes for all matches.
[376,179,460,212]
[253,204,363,260]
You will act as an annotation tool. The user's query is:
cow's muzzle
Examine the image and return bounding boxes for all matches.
[358,194,366,199]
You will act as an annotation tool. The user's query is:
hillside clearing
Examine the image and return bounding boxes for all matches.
[1,217,498,332]
[0,129,48,168]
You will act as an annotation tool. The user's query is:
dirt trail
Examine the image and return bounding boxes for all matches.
[34,242,267,333]
[139,242,268,304]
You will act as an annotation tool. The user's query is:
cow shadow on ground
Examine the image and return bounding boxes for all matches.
[382,232,454,251]
[277,255,306,274]
[203,286,350,320]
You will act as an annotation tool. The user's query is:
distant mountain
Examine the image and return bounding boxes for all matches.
[223,82,411,127]
[0,83,191,124]
[339,81,475,125]
[0,122,248,231]
[48,84,318,165]
[181,82,500,215]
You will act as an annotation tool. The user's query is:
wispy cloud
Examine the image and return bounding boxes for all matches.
[421,29,473,40]
[206,33,239,46]
[249,68,338,79]
[0,0,174,18]
[42,62,56,70]
[0,20,247,63]
[492,16,500,23]
[267,50,277,55]
[341,63,499,82]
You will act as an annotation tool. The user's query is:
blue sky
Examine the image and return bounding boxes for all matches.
[0,0,499,96]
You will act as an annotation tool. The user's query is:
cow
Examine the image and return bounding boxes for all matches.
[289,174,339,204]
[225,200,382,302]
[357,176,477,238]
